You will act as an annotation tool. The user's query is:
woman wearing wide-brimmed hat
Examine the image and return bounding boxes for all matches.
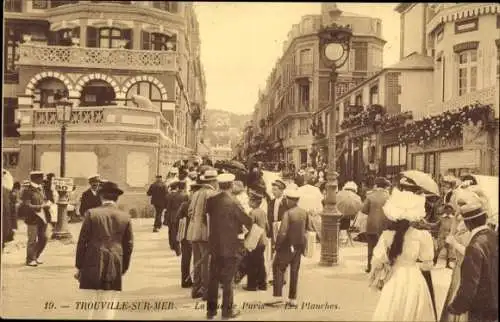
[370,185,435,321]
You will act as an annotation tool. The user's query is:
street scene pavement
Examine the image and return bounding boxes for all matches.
[1,219,452,320]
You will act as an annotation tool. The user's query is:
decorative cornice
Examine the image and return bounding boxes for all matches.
[427,4,500,32]
[453,41,479,53]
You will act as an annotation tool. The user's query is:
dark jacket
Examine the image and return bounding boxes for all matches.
[165,191,189,227]
[147,181,167,208]
[267,197,289,240]
[362,188,390,235]
[206,191,252,257]
[79,188,102,216]
[21,183,46,225]
[449,228,498,321]
[275,205,310,251]
[75,203,134,291]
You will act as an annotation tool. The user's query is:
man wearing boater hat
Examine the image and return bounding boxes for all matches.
[75,181,133,319]
[22,171,51,267]
[79,174,102,218]
[446,193,498,322]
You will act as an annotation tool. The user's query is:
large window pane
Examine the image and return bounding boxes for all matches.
[391,145,399,166]
[414,154,424,171]
[386,147,392,167]
[400,145,407,165]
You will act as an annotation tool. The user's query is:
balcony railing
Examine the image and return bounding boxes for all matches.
[19,105,175,139]
[422,86,497,120]
[293,64,314,78]
[17,43,178,72]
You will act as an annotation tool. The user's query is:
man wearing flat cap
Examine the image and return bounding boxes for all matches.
[79,174,102,219]
[205,173,253,319]
[186,167,219,300]
[447,195,498,322]
[22,171,50,267]
[362,176,391,273]
[147,174,168,233]
[75,181,133,319]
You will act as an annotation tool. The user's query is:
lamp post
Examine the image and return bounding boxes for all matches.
[317,23,352,266]
[52,97,74,241]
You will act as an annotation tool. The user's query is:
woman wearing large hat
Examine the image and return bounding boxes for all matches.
[370,185,436,321]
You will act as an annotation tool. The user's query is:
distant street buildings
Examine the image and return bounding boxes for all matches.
[3,1,207,214]
[246,3,499,185]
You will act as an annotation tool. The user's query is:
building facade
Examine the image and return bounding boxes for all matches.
[313,3,499,187]
[3,0,207,215]
[251,4,385,169]
[399,3,499,178]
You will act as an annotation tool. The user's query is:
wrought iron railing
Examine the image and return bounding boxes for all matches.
[34,108,104,126]
[17,43,178,72]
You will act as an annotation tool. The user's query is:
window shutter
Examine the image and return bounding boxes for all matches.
[141,31,150,50]
[122,28,132,49]
[87,26,97,47]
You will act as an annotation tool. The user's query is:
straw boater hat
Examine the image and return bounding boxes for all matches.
[217,173,235,184]
[382,188,426,222]
[343,181,358,192]
[284,188,300,200]
[88,174,100,182]
[30,170,44,178]
[169,167,179,175]
[200,169,218,182]
[454,189,486,221]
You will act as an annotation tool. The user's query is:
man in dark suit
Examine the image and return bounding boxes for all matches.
[79,174,102,218]
[270,188,311,308]
[75,181,133,319]
[147,175,167,233]
[165,181,189,256]
[205,173,253,320]
[267,179,288,251]
[447,200,498,322]
[362,177,390,273]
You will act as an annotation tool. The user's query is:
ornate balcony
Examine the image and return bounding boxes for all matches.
[17,43,178,72]
[18,105,175,140]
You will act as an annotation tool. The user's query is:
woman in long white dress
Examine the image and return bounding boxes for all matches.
[371,188,436,322]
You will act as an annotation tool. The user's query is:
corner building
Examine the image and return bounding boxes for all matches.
[3,0,207,214]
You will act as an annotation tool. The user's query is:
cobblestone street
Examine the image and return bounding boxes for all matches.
[1,219,452,320]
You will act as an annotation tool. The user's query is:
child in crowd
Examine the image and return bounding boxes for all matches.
[433,203,457,268]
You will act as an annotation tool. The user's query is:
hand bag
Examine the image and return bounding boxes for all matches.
[368,262,393,291]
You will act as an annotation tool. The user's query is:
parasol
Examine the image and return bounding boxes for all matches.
[336,189,363,218]
[400,170,440,197]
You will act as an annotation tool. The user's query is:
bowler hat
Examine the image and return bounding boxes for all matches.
[98,181,123,196]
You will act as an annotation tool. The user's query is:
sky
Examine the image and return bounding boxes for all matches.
[193,2,401,116]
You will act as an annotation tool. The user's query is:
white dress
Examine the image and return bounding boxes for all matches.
[372,227,436,322]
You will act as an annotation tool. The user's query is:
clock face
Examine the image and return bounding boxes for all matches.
[324,43,344,61]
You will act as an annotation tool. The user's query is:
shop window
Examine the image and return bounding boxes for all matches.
[384,144,407,177]
[126,81,165,110]
[4,0,22,11]
[81,80,116,106]
[458,49,477,96]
